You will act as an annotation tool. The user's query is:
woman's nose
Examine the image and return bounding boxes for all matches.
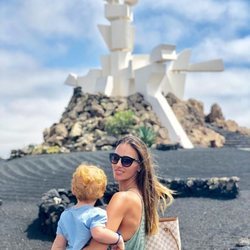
[113,158,122,167]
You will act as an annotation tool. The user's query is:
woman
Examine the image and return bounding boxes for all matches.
[84,135,174,249]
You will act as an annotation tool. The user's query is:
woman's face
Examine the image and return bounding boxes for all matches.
[112,143,141,182]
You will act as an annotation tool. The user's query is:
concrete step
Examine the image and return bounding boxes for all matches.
[206,123,250,148]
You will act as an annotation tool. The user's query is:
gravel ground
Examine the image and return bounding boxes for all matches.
[0,148,249,250]
[1,192,250,250]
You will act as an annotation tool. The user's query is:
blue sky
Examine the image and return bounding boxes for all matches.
[0,0,249,159]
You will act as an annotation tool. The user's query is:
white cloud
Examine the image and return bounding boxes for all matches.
[191,36,250,64]
[135,15,186,51]
[0,50,39,70]
[0,50,76,159]
[135,0,250,55]
[0,49,87,96]
[0,92,73,158]
[137,0,249,24]
[0,0,105,61]
[0,68,66,97]
[137,0,218,21]
[0,0,103,40]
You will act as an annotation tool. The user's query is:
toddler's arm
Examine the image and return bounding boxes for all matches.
[91,227,124,250]
[51,234,67,250]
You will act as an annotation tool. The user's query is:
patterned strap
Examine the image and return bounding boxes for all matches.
[163,226,180,250]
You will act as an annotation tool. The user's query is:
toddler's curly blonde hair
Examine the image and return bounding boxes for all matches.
[71,164,107,202]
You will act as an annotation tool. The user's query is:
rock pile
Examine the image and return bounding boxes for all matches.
[166,94,250,147]
[166,93,225,147]
[41,88,250,150]
[10,87,250,158]
[206,103,250,136]
[39,176,240,237]
[42,88,170,152]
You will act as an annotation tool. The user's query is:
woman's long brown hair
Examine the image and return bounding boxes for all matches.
[116,135,174,235]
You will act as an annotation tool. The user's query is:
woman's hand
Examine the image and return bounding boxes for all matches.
[111,234,124,250]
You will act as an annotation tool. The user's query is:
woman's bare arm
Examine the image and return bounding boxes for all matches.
[83,192,128,250]
[105,192,128,231]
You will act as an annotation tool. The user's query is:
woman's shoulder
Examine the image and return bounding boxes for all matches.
[110,191,129,203]
[112,190,137,199]
[110,190,141,207]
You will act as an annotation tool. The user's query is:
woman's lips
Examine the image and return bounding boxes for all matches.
[114,169,124,175]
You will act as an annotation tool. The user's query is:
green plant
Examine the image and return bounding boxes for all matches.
[32,145,43,155]
[32,145,62,155]
[137,126,156,147]
[46,146,61,154]
[105,110,135,135]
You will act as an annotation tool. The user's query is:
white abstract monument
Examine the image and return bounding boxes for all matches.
[65,0,224,149]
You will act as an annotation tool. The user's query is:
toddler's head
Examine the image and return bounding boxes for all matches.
[71,164,107,202]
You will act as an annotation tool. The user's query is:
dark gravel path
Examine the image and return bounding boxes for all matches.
[0,148,249,250]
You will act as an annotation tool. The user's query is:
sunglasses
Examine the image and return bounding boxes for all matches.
[109,153,141,167]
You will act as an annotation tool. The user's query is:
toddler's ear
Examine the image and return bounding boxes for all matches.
[71,187,75,195]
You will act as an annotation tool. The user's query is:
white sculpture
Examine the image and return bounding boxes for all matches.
[65,0,224,149]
